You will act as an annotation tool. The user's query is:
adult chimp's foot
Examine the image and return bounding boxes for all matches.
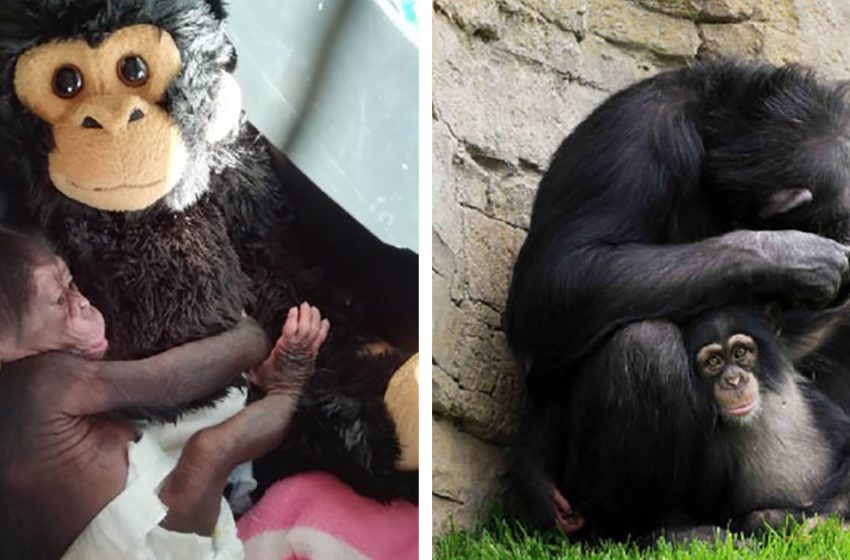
[552,486,585,534]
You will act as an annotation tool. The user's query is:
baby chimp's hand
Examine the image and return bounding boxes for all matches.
[250,302,330,394]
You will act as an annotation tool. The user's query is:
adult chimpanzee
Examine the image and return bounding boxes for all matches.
[504,60,850,538]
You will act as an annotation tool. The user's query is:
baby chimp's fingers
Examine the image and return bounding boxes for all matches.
[306,306,325,346]
[309,305,322,335]
[311,319,331,353]
[295,302,314,338]
[281,307,299,339]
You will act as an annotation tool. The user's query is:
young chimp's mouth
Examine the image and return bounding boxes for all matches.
[727,401,756,416]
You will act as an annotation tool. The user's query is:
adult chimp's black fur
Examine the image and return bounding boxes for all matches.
[505,60,850,537]
[0,0,415,503]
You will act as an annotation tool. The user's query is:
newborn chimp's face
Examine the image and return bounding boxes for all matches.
[19,257,108,360]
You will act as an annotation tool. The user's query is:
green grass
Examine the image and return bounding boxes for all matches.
[435,517,850,559]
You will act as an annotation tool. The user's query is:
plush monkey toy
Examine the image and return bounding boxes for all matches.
[0,0,417,502]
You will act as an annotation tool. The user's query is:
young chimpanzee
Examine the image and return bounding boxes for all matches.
[683,306,850,534]
[0,227,330,560]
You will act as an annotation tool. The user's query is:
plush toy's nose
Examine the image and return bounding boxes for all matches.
[81,108,145,129]
[73,95,146,133]
[81,116,102,129]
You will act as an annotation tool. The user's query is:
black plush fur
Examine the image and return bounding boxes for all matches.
[504,60,850,537]
[0,0,415,503]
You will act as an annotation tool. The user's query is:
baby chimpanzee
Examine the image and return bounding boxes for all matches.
[684,306,850,533]
[0,227,329,560]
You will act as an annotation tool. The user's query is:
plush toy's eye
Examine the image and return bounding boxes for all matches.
[118,55,149,87]
[53,65,83,99]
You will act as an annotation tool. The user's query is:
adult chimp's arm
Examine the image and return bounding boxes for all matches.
[68,317,271,415]
[507,227,849,375]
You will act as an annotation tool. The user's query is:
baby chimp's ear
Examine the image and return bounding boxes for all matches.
[204,0,228,21]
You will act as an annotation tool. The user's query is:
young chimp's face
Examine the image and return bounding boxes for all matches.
[18,257,108,360]
[695,334,762,426]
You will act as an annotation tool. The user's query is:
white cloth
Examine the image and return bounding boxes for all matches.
[138,386,257,512]
[62,434,244,560]
[141,387,248,454]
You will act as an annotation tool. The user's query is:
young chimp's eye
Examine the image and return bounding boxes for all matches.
[733,346,747,359]
[706,355,723,370]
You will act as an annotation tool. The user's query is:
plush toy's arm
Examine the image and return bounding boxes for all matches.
[70,317,270,415]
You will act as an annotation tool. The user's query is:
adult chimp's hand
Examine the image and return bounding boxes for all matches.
[722,230,850,307]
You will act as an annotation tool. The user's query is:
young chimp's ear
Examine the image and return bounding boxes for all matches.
[759,188,813,219]
[204,0,228,20]
[763,302,783,334]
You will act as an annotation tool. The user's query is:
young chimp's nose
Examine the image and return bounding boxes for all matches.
[722,370,746,390]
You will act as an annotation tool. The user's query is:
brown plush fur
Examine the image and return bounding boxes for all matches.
[53,196,250,417]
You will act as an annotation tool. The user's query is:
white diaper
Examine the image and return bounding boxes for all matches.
[139,386,257,512]
[62,434,244,560]
[142,387,248,454]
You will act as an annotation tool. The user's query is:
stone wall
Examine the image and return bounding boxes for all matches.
[431,0,850,535]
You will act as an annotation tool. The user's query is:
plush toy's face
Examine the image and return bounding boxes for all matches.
[14,25,187,211]
[0,0,239,217]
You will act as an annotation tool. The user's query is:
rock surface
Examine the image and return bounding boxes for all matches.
[432,0,850,534]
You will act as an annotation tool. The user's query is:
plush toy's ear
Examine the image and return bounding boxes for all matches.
[204,0,228,20]
[207,72,242,143]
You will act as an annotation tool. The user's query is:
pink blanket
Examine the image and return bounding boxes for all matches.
[238,472,418,560]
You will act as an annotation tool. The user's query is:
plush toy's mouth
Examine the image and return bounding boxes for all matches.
[66,178,165,193]
[50,167,178,211]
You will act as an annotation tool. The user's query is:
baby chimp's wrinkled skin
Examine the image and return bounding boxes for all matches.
[159,303,329,537]
[0,235,329,560]
[0,321,267,559]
